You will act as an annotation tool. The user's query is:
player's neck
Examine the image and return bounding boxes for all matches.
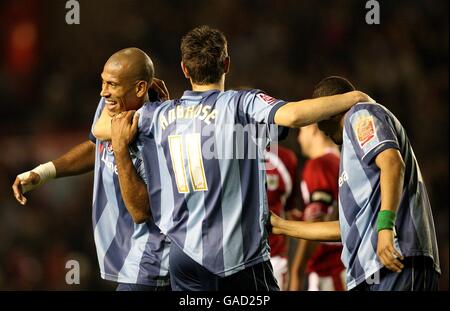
[191,77,225,92]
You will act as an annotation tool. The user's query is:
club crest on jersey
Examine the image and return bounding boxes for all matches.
[256,93,277,105]
[355,116,376,148]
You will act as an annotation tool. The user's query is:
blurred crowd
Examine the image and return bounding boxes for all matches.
[0,0,447,290]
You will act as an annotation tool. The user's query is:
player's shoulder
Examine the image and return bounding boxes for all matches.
[217,89,266,109]
[346,102,394,129]
[316,153,340,172]
[318,152,340,163]
[304,155,335,174]
[302,159,321,182]
[271,144,292,154]
[303,158,322,174]
[228,88,262,94]
[224,88,269,99]
[217,89,240,100]
[138,100,171,114]
[137,101,173,132]
[275,145,297,163]
[348,102,391,117]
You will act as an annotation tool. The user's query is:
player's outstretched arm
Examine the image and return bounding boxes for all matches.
[270,212,341,241]
[274,91,372,128]
[12,140,95,205]
[52,141,96,177]
[111,111,151,224]
[374,148,405,273]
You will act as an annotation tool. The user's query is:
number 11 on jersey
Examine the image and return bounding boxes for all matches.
[168,134,208,193]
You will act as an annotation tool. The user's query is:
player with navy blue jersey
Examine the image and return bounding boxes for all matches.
[271,76,440,291]
[98,27,373,291]
[12,48,171,291]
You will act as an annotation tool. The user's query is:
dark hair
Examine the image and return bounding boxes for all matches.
[312,76,356,98]
[181,25,228,84]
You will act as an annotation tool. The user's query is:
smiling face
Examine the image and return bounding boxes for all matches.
[99,59,142,117]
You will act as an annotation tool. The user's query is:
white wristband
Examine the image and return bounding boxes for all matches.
[18,161,56,193]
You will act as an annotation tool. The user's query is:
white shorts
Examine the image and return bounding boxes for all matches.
[270,256,288,291]
[307,270,346,291]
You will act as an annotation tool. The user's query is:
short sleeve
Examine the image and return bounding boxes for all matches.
[237,90,289,143]
[347,106,400,165]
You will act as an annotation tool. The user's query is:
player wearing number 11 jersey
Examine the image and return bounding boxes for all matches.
[103,26,373,291]
[136,87,287,290]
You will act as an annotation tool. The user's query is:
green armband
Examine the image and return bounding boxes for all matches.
[377,210,396,232]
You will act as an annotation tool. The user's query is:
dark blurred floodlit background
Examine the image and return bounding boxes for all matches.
[0,0,447,290]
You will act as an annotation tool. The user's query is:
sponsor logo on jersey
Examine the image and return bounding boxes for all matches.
[101,149,118,175]
[355,116,376,148]
[256,93,277,105]
[338,171,348,187]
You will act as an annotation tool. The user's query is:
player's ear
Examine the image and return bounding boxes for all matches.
[223,56,230,74]
[181,61,190,79]
[135,80,148,98]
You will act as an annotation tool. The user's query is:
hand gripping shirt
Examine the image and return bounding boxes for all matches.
[90,98,170,286]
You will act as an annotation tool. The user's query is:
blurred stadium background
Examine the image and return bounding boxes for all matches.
[0,0,447,290]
